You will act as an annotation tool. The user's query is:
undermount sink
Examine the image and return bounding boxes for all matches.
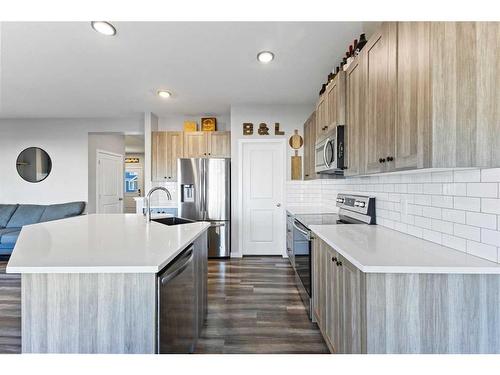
[152,217,195,226]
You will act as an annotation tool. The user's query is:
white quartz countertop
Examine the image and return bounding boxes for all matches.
[6,214,210,274]
[310,224,500,274]
[286,205,337,216]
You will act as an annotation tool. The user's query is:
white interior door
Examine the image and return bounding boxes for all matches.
[97,150,124,214]
[124,166,144,213]
[241,140,285,255]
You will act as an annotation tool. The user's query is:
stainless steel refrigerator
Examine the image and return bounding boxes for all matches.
[178,158,231,258]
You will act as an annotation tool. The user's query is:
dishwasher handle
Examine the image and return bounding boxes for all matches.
[160,246,194,285]
[293,220,311,240]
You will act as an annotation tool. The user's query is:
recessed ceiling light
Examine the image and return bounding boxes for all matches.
[257,51,274,64]
[91,21,116,36]
[157,90,172,99]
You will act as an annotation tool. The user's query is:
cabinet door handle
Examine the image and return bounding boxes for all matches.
[332,257,337,262]
[387,156,394,162]
[379,158,386,163]
[336,261,342,267]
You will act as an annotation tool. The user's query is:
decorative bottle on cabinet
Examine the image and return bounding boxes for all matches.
[354,33,367,56]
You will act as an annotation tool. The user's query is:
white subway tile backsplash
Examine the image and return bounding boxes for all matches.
[431,195,454,208]
[466,241,498,262]
[414,216,432,229]
[481,198,500,215]
[481,168,500,182]
[453,223,481,241]
[432,171,453,183]
[286,167,500,263]
[454,197,481,212]
[423,183,443,195]
[454,169,481,182]
[422,206,442,219]
[442,183,467,196]
[466,183,498,198]
[481,229,500,247]
[414,194,432,206]
[466,212,497,230]
[431,219,454,234]
[442,209,466,224]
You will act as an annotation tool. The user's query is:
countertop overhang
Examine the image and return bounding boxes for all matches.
[310,224,500,274]
[6,214,210,274]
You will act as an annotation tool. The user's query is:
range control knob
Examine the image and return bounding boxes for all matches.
[336,197,344,203]
[359,201,366,208]
[354,201,360,207]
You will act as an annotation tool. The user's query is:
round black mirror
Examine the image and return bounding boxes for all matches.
[16,147,52,183]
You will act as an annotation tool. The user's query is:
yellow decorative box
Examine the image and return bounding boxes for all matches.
[183,121,197,132]
[201,117,217,132]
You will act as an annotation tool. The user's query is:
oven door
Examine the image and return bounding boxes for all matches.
[292,219,311,297]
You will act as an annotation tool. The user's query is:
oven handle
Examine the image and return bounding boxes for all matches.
[323,137,331,168]
[293,220,311,240]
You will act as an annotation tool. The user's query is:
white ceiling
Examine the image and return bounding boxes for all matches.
[0,22,363,118]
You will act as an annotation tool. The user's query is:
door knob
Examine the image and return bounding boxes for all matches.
[276,203,281,207]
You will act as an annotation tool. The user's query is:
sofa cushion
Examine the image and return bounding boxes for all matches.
[0,228,21,245]
[0,245,15,255]
[0,204,18,228]
[39,201,86,223]
[6,205,46,228]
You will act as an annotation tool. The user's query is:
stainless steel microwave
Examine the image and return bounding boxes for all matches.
[315,126,345,174]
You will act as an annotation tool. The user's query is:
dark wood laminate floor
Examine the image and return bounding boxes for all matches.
[0,260,21,354]
[0,257,328,354]
[194,257,329,354]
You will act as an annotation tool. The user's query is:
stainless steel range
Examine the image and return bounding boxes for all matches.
[292,194,376,319]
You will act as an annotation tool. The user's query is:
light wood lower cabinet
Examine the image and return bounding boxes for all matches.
[312,236,500,354]
[312,237,362,353]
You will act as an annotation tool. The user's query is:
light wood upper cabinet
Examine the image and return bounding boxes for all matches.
[207,131,231,157]
[152,130,230,181]
[326,71,346,131]
[430,22,500,168]
[350,21,500,175]
[184,132,208,158]
[315,94,328,141]
[166,132,184,181]
[317,72,347,142]
[345,56,365,176]
[303,111,317,180]
[394,22,431,170]
[152,131,184,182]
[364,22,397,174]
[184,131,231,158]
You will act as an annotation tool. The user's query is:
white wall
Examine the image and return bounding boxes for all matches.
[87,133,126,214]
[287,168,500,264]
[0,118,142,205]
[230,104,314,257]
[158,114,230,131]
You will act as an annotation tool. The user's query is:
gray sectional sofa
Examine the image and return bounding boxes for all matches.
[0,202,86,256]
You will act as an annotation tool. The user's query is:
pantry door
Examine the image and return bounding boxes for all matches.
[240,140,286,256]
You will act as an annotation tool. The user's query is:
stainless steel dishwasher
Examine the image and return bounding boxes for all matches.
[157,245,196,353]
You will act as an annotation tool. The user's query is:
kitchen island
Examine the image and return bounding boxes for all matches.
[6,214,210,354]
